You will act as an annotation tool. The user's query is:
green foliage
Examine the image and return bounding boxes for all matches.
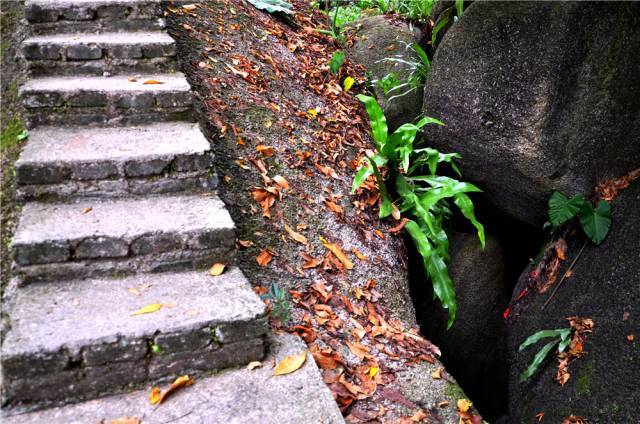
[329,50,345,74]
[548,191,612,245]
[377,72,402,94]
[378,43,431,102]
[353,95,484,328]
[455,0,464,17]
[246,0,294,14]
[0,116,26,150]
[518,327,571,383]
[151,344,163,355]
[261,283,291,324]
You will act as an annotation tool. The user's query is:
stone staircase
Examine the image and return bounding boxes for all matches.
[2,1,343,422]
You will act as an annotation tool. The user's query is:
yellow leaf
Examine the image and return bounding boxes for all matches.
[149,375,195,405]
[182,4,197,10]
[209,263,226,276]
[368,367,379,379]
[457,398,472,413]
[274,351,307,376]
[142,79,164,85]
[284,224,307,244]
[343,76,355,91]
[131,303,163,316]
[149,387,162,405]
[320,237,353,270]
[431,367,442,379]
[307,108,317,118]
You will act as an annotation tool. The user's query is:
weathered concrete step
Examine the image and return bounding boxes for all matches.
[12,194,235,283]
[2,334,343,423]
[16,123,216,200]
[1,267,268,410]
[26,0,165,35]
[20,73,193,127]
[23,32,177,76]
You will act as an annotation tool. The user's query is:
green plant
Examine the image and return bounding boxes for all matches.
[261,283,291,324]
[246,0,294,14]
[376,72,402,94]
[378,42,430,102]
[352,95,484,327]
[150,343,163,355]
[316,4,346,43]
[548,192,612,245]
[329,50,345,74]
[518,327,571,383]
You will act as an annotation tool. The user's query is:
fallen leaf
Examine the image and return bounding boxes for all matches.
[143,79,164,85]
[457,399,472,413]
[274,351,307,375]
[284,224,307,244]
[536,412,545,422]
[307,108,318,118]
[256,250,273,267]
[247,361,263,370]
[149,375,194,405]
[343,76,355,91]
[273,175,290,190]
[351,247,368,261]
[368,367,380,379]
[320,237,353,270]
[256,144,274,157]
[437,401,450,408]
[627,334,635,342]
[209,263,226,276]
[300,252,322,269]
[182,4,197,10]
[345,340,371,360]
[106,418,141,424]
[131,303,163,316]
[128,288,141,296]
[127,77,137,82]
[431,367,442,379]
[82,207,92,214]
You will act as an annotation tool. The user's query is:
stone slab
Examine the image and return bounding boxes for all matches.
[21,73,190,95]
[2,334,344,424]
[12,194,235,266]
[2,267,265,359]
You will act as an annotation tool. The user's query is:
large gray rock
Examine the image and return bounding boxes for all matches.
[346,15,424,131]
[504,181,640,422]
[423,2,640,227]
[416,232,508,419]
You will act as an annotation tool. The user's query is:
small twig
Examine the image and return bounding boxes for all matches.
[542,240,588,309]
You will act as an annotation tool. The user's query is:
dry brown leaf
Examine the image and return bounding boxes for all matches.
[149,375,194,405]
[209,263,226,276]
[345,340,371,360]
[143,79,164,85]
[256,250,273,267]
[131,303,163,316]
[320,237,353,270]
[437,401,450,408]
[182,4,197,10]
[256,144,274,157]
[300,252,322,269]
[274,351,307,375]
[81,207,92,214]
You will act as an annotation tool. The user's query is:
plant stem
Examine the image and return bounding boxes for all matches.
[542,240,588,309]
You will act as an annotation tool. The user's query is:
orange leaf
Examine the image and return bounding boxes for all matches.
[274,351,307,375]
[351,247,368,261]
[149,375,194,405]
[143,79,164,85]
[320,237,353,270]
[256,250,273,267]
[300,252,322,269]
[106,418,141,424]
[256,145,274,157]
[345,340,371,360]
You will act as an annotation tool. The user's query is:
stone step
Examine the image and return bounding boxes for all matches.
[25,0,165,35]
[16,123,216,200]
[20,73,194,127]
[11,194,235,283]
[2,334,343,424]
[1,267,268,410]
[23,31,177,76]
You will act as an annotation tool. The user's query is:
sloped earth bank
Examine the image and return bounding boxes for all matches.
[167,1,482,422]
